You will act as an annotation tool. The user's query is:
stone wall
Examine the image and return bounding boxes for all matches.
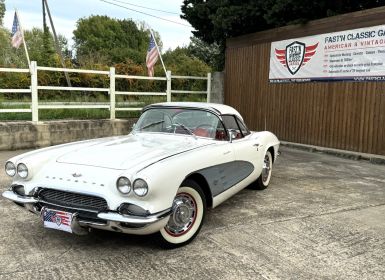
[211,72,224,104]
[0,119,136,151]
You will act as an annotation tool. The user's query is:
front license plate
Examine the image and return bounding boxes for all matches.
[41,207,73,233]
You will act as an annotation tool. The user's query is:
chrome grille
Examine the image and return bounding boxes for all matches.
[38,189,108,212]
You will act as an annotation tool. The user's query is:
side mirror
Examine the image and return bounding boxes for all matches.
[228,129,237,143]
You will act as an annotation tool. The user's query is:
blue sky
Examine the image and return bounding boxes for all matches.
[3,0,193,51]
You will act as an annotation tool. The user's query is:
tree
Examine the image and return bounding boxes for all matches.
[0,0,5,26]
[0,27,70,67]
[73,15,152,65]
[181,0,266,46]
[263,0,385,27]
[181,0,385,70]
[188,37,222,71]
[163,47,210,74]
[0,28,25,66]
[24,28,70,66]
[43,23,56,66]
[162,47,211,93]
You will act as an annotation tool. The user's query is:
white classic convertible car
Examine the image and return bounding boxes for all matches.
[3,102,280,248]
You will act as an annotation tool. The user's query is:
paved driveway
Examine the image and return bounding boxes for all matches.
[0,147,384,279]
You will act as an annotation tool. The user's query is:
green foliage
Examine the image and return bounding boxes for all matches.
[162,47,211,100]
[42,24,56,66]
[0,28,26,66]
[73,15,151,64]
[163,47,211,77]
[264,0,385,27]
[188,37,222,71]
[181,0,385,70]
[1,15,212,120]
[0,27,70,68]
[25,28,57,66]
[0,0,5,26]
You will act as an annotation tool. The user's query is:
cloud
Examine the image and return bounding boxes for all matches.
[4,10,76,47]
[3,0,193,50]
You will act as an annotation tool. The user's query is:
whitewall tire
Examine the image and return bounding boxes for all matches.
[158,179,206,248]
[254,150,273,190]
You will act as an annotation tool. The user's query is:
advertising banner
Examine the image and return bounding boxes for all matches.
[269,24,385,83]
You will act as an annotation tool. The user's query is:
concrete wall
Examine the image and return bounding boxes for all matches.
[211,72,224,104]
[0,119,136,151]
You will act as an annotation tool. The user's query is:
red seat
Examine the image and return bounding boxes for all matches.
[194,128,209,137]
[215,130,226,140]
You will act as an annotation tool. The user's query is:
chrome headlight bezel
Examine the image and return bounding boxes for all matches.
[117,176,131,194]
[17,163,29,179]
[5,161,16,177]
[133,179,149,197]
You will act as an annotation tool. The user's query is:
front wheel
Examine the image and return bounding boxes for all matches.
[253,150,273,190]
[158,179,206,248]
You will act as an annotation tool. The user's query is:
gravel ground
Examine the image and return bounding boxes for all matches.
[0,146,384,280]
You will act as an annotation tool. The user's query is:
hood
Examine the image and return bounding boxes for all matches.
[56,133,212,170]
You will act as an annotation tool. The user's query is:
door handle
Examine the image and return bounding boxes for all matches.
[253,143,261,151]
[223,150,231,155]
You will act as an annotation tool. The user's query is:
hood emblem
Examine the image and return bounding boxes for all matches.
[72,173,82,178]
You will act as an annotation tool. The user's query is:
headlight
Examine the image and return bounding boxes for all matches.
[5,162,16,177]
[17,163,29,179]
[117,177,131,194]
[133,179,148,197]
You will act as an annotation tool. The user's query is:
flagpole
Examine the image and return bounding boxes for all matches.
[149,29,167,76]
[15,9,31,68]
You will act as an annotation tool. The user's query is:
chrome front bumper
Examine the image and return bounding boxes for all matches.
[2,190,38,204]
[2,190,171,230]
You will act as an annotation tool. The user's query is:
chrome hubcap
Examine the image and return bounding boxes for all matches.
[262,154,271,183]
[165,192,197,236]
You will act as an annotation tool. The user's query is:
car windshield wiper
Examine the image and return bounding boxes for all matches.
[174,122,197,139]
[140,120,164,130]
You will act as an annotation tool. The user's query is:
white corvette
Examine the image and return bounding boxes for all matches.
[2,102,280,248]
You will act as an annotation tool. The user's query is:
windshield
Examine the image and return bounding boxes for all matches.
[134,108,226,140]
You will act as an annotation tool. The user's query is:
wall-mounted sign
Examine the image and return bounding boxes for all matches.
[269,24,385,83]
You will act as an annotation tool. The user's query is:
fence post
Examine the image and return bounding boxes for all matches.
[207,72,212,103]
[30,61,39,123]
[109,67,116,120]
[166,70,172,102]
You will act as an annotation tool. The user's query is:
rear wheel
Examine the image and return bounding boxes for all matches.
[253,150,273,190]
[158,179,206,248]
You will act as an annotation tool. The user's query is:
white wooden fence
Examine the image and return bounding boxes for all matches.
[0,61,212,123]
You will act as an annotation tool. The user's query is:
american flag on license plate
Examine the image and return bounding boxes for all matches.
[42,208,73,233]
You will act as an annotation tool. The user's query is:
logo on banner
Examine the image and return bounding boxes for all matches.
[275,41,319,75]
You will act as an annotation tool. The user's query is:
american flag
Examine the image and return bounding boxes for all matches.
[146,34,159,77]
[42,209,70,226]
[11,12,23,49]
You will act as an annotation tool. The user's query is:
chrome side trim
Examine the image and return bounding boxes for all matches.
[97,208,172,225]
